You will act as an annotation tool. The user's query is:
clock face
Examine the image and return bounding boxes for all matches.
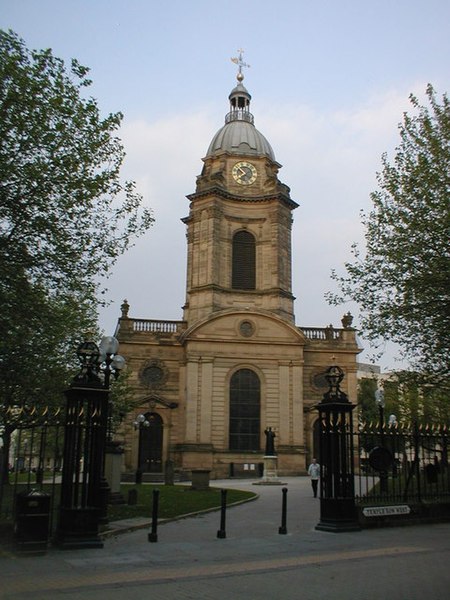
[232,161,257,185]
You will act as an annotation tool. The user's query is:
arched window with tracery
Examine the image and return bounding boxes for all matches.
[232,230,256,290]
[229,368,260,451]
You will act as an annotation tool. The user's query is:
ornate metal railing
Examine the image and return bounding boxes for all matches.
[354,421,450,505]
[0,404,65,528]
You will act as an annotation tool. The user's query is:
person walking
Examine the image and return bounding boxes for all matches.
[308,458,320,497]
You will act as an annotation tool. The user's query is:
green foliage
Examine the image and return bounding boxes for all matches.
[358,377,401,425]
[359,374,450,426]
[0,30,153,440]
[329,85,450,384]
[358,378,378,423]
[392,373,450,424]
[0,30,153,296]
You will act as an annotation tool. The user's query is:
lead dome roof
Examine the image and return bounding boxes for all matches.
[205,78,275,161]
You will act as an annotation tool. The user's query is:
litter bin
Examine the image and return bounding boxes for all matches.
[15,489,51,553]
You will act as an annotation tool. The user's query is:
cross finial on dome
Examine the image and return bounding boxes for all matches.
[231,49,250,82]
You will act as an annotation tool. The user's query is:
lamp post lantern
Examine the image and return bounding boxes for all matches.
[134,414,150,484]
[375,387,385,436]
[56,335,125,549]
[315,365,361,533]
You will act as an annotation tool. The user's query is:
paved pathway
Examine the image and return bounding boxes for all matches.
[1,477,450,599]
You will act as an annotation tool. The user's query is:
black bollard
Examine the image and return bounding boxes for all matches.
[148,488,159,543]
[128,488,138,506]
[135,469,143,485]
[278,487,288,534]
[217,489,227,539]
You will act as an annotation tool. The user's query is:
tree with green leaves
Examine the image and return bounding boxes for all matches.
[329,85,449,385]
[0,30,153,481]
[358,377,379,423]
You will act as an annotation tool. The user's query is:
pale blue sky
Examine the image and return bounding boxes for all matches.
[2,0,449,369]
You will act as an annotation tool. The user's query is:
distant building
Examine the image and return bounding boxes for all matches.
[115,62,361,479]
[357,363,381,377]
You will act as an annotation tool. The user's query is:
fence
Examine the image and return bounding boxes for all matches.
[0,404,65,535]
[354,420,450,506]
[2,406,450,537]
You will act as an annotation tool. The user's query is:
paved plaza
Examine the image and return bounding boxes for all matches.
[1,477,450,599]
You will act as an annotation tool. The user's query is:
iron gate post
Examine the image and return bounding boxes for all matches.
[55,336,125,549]
[315,365,361,533]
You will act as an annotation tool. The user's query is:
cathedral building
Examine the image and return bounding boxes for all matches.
[115,57,361,479]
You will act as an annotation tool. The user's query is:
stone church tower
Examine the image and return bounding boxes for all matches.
[115,56,360,479]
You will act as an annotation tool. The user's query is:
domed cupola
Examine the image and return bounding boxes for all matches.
[206,52,275,161]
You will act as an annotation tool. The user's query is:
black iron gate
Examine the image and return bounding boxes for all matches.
[355,420,450,506]
[0,404,65,535]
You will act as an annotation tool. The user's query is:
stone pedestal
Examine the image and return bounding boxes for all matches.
[191,469,211,491]
[253,455,285,485]
[105,442,125,504]
[164,460,175,485]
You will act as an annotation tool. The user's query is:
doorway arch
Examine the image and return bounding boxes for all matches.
[138,412,163,473]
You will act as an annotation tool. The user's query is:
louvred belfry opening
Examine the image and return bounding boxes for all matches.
[232,230,256,290]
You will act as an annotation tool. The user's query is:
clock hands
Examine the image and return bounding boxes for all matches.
[236,166,248,180]
[232,161,257,185]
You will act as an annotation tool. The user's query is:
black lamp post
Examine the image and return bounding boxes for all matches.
[375,387,385,437]
[100,336,126,389]
[98,337,126,523]
[374,386,390,493]
[56,335,124,549]
[133,414,150,484]
[315,365,361,533]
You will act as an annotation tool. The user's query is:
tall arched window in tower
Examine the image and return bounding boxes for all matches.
[232,230,256,290]
[229,369,260,451]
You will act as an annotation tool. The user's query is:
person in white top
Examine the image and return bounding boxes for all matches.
[308,458,320,497]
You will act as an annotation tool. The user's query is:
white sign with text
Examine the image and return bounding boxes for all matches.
[363,505,411,517]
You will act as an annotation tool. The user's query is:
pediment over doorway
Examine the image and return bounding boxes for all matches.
[179,310,307,346]
[141,394,178,410]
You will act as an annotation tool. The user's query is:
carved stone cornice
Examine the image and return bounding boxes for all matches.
[186,186,298,210]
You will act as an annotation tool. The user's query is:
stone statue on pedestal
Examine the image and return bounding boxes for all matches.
[264,427,276,456]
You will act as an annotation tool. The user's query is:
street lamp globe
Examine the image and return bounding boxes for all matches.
[99,336,119,356]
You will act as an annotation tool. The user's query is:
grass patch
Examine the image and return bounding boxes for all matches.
[108,484,257,522]
[356,472,450,506]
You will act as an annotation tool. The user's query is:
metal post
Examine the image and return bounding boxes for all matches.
[134,414,150,484]
[378,402,389,494]
[57,384,107,549]
[414,421,421,503]
[315,365,361,533]
[278,487,288,534]
[217,489,227,539]
[56,336,125,550]
[135,426,143,485]
[148,488,159,542]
